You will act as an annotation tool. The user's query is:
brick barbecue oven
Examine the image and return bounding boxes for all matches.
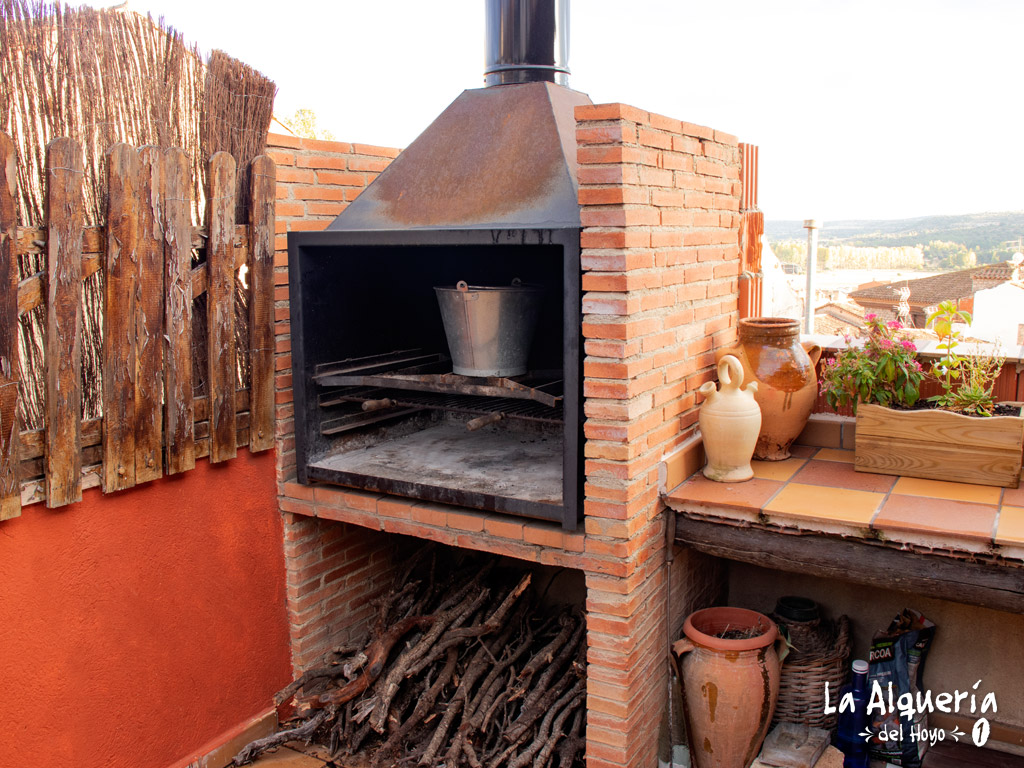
[287,1,589,529]
[274,0,746,764]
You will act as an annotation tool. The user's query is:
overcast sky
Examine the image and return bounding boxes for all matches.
[83,0,1024,222]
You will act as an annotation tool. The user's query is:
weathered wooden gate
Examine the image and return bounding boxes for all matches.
[0,132,276,519]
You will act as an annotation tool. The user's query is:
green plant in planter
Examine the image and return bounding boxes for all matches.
[942,356,1003,415]
[926,300,1005,416]
[926,299,971,401]
[823,304,1022,488]
[819,314,926,415]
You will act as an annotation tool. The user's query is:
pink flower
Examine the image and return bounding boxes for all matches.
[879,339,894,349]
[912,360,923,371]
[865,313,878,321]
[901,340,917,351]
[887,320,902,330]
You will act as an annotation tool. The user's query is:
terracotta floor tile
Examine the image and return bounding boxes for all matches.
[996,506,1024,546]
[1001,485,1024,507]
[792,459,896,493]
[751,457,806,482]
[764,483,882,525]
[669,474,783,511]
[875,494,997,543]
[892,476,1003,505]
[814,448,855,464]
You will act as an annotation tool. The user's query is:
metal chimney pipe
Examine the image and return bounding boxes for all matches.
[803,219,820,334]
[484,0,570,87]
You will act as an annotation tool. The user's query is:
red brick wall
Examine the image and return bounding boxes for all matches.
[575,103,740,767]
[267,133,399,263]
[280,511,402,671]
[267,133,403,672]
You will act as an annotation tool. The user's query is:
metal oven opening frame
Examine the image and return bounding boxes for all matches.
[287,227,583,530]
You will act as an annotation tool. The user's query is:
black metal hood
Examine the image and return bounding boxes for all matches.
[327,0,590,232]
[327,81,591,232]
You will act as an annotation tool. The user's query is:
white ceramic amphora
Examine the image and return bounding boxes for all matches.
[698,355,761,482]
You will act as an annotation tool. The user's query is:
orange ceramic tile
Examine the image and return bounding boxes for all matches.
[892,476,1002,505]
[875,494,997,543]
[1001,485,1024,507]
[995,506,1024,546]
[764,483,882,525]
[751,457,806,482]
[792,460,896,493]
[814,448,855,464]
[668,474,783,511]
[660,437,705,493]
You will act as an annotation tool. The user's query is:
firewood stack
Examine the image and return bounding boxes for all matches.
[232,547,587,768]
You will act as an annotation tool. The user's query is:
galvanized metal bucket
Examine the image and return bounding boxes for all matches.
[434,279,543,377]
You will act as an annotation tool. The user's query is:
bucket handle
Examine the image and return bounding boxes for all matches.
[457,280,468,292]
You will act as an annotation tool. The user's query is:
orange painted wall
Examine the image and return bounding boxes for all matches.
[0,449,292,768]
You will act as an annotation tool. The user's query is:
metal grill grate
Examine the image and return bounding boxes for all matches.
[314,352,564,436]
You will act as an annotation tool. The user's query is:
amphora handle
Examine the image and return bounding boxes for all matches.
[716,355,744,390]
[802,341,822,367]
[671,637,695,656]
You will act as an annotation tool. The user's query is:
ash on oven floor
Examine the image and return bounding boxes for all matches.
[309,422,562,505]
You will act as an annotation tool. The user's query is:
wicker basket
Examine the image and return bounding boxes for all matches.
[772,615,851,732]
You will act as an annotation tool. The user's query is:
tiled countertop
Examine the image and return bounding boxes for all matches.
[666,445,1024,560]
[663,444,1024,613]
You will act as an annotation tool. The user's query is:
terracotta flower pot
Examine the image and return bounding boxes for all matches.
[716,318,821,461]
[672,607,781,768]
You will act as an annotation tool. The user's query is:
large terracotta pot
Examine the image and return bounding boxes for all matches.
[673,607,781,768]
[716,318,821,461]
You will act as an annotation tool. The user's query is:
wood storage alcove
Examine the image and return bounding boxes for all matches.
[235,534,588,768]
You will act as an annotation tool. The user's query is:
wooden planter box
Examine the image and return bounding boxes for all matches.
[854,403,1024,488]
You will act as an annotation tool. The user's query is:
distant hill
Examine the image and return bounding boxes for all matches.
[765,211,1024,253]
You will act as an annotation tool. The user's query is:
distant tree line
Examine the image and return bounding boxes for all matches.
[765,212,1023,268]
[921,240,976,269]
[770,242,924,270]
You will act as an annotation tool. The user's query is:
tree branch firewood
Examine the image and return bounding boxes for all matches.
[297,614,435,710]
[233,547,586,768]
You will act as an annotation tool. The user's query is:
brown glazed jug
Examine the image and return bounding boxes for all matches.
[672,607,781,768]
[716,318,821,461]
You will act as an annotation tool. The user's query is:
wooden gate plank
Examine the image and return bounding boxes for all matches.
[206,152,237,463]
[44,138,85,507]
[163,148,195,475]
[0,132,20,520]
[135,147,165,484]
[247,154,276,453]
[102,143,140,493]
